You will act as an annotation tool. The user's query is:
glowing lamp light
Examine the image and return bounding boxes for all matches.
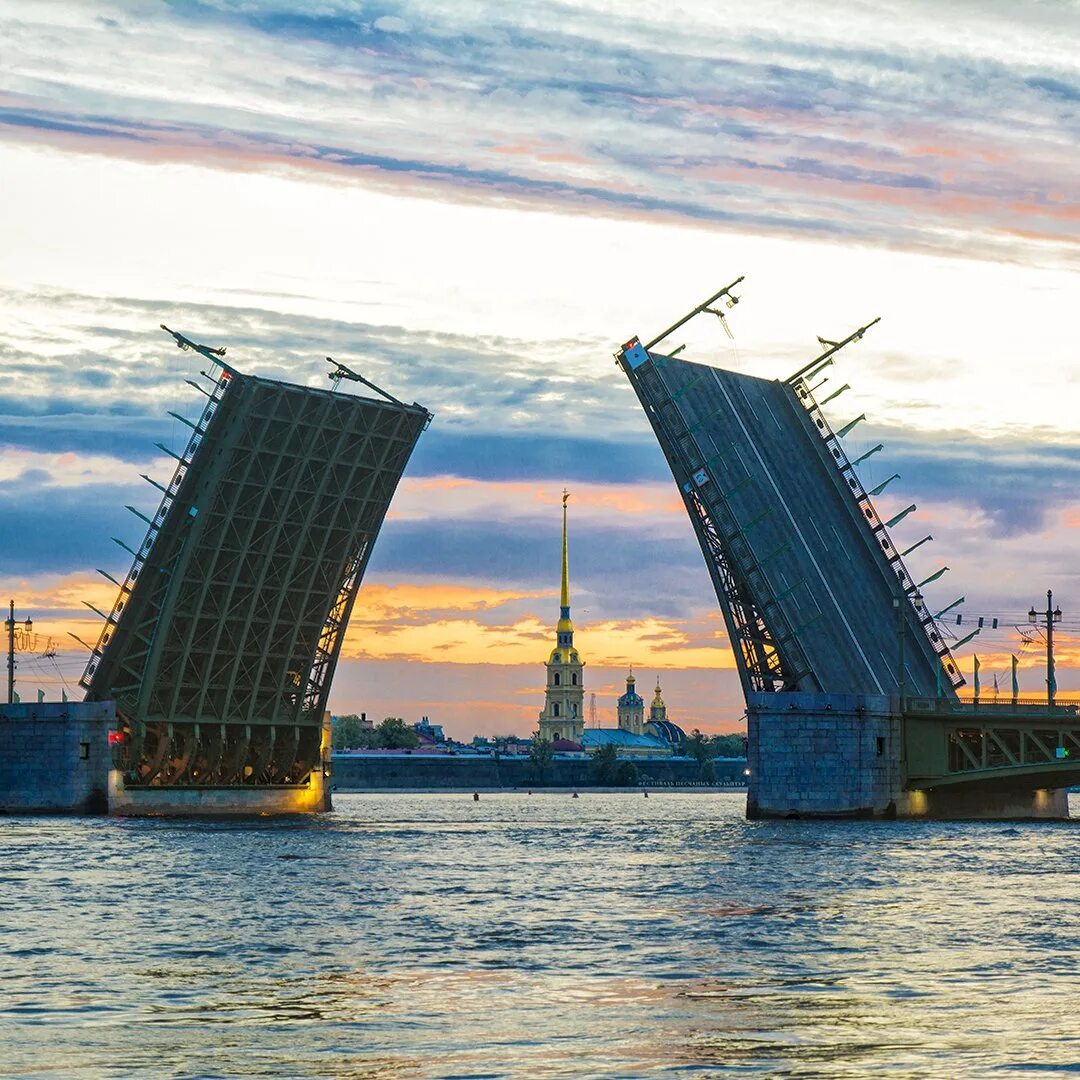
[107,731,125,745]
[743,768,751,777]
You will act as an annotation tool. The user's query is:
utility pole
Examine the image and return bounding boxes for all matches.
[1028,590,1062,706]
[6,599,33,705]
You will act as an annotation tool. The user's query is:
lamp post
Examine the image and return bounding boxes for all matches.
[1028,589,1062,707]
[6,599,33,705]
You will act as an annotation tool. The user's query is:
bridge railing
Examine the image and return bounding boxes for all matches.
[80,367,233,690]
[907,693,1080,714]
[790,376,965,690]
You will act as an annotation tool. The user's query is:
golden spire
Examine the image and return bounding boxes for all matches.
[561,489,570,610]
[557,489,573,636]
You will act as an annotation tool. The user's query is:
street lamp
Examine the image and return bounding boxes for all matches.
[1028,590,1062,706]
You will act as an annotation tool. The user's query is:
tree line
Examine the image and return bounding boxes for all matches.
[332,714,420,750]
[684,730,747,761]
[527,729,746,786]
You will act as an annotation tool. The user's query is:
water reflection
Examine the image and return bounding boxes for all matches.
[2,792,1077,1077]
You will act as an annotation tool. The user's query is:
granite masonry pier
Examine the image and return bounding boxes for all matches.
[746,691,1070,819]
[0,700,115,814]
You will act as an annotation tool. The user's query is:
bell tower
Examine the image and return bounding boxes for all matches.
[650,677,667,724]
[537,490,585,743]
[617,669,645,735]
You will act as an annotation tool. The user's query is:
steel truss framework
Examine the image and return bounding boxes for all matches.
[83,352,430,787]
[903,699,1080,789]
[948,722,1080,773]
[787,373,964,689]
[617,317,962,700]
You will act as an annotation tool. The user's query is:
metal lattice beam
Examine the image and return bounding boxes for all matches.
[83,352,430,787]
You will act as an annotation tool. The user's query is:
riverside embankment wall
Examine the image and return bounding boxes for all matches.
[331,753,747,790]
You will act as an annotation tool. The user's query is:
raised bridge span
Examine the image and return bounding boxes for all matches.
[617,281,1078,818]
[81,329,431,814]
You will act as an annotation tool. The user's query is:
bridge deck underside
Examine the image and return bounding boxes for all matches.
[624,350,950,698]
[84,372,428,787]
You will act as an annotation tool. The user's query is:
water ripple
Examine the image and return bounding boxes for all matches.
[1,792,1078,1078]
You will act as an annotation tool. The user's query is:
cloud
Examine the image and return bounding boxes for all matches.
[856,423,1080,538]
[1,0,1076,265]
[326,658,748,735]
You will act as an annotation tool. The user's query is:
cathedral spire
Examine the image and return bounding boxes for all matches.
[538,488,585,745]
[558,489,573,635]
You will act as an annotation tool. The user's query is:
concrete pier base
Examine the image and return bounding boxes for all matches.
[108,769,331,815]
[747,692,900,819]
[0,701,114,814]
[899,784,1069,820]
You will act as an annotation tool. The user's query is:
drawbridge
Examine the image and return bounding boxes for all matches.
[616,282,1079,815]
[81,329,430,810]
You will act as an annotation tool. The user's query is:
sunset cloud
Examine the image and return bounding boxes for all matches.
[343,588,735,668]
[1,1,1076,265]
[2,0,1077,737]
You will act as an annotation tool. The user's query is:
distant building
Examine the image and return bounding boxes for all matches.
[470,735,531,756]
[533,491,686,760]
[580,672,686,758]
[537,491,585,743]
[413,716,445,745]
[616,669,645,734]
[644,678,685,745]
[493,735,531,755]
[551,737,587,758]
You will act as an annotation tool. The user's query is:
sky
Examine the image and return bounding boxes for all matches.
[0,0,1077,737]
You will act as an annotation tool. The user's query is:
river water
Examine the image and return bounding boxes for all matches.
[2,791,1078,1079]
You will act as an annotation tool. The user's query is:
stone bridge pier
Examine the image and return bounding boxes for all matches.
[747,692,1077,819]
